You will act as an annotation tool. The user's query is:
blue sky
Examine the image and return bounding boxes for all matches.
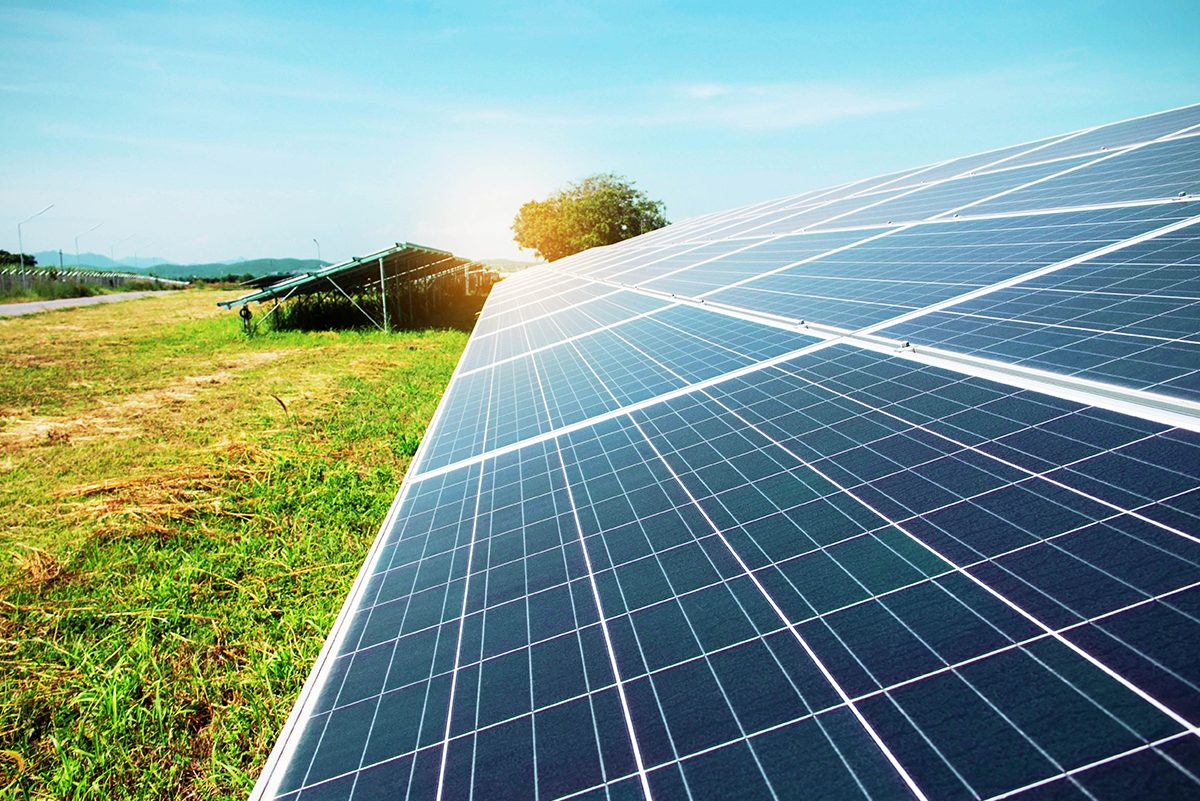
[1,1,1196,265]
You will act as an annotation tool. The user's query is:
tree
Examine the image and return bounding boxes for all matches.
[512,173,668,262]
[0,250,36,267]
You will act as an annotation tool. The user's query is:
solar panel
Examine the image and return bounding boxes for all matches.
[252,104,1200,801]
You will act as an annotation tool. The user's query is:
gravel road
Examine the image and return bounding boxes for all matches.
[0,291,168,317]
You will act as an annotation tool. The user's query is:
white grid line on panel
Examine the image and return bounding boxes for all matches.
[922,129,1199,225]
[526,337,657,801]
[407,292,1200,485]
[477,284,622,337]
[550,204,1195,349]
[684,120,1114,244]
[661,227,899,299]
[893,300,1200,403]
[332,449,1200,682]
[477,288,626,342]
[804,196,1198,235]
[585,329,936,797]
[604,195,1193,257]
[623,419,1170,799]
[852,332,1200,433]
[923,306,1199,346]
[432,370,495,801]
[407,334,831,484]
[692,386,1200,738]
[595,333,1200,726]
[604,295,1199,554]
[290,469,468,799]
[625,413,934,800]
[301,550,1200,733]
[982,733,1199,801]
[352,455,468,800]
[667,106,1200,247]
[600,318,1197,794]
[746,349,1200,547]
[277,566,1200,800]
[482,205,1200,448]
[648,173,900,248]
[257,103,1200,800]
[553,333,880,799]
[605,234,793,284]
[339,443,1200,665]
[699,182,1194,303]
[412,243,1200,485]
[460,302,681,377]
[550,331,767,800]
[248,330,493,801]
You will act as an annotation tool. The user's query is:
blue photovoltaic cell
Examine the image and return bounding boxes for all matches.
[714,188,915,239]
[563,242,708,281]
[882,215,1200,401]
[642,229,884,297]
[997,104,1200,170]
[703,203,1196,329]
[676,204,825,243]
[471,282,616,338]
[605,239,777,284]
[254,107,1200,801]
[460,292,671,372]
[822,154,1097,229]
[969,134,1200,216]
[417,306,819,473]
[269,342,1200,800]
[482,270,585,312]
[880,135,1062,190]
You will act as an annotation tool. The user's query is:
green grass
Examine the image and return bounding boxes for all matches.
[0,277,171,303]
[0,281,103,303]
[0,288,468,798]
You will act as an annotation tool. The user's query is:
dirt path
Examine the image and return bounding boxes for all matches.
[0,291,170,317]
[0,349,292,451]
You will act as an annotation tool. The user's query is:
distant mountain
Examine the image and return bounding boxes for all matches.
[31,251,172,270]
[479,258,542,273]
[137,258,326,280]
[27,251,535,279]
[28,252,326,280]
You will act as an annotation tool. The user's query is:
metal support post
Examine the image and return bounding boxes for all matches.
[379,257,389,333]
[325,275,384,331]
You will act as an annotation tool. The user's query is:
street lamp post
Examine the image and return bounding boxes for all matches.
[75,222,103,268]
[134,239,155,271]
[313,238,321,265]
[17,203,54,269]
[111,234,136,268]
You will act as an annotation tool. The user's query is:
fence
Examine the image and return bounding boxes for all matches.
[0,267,189,295]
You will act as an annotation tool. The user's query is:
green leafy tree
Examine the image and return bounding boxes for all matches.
[0,250,36,267]
[512,173,669,262]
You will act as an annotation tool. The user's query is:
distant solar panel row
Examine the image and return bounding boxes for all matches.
[252,104,1200,801]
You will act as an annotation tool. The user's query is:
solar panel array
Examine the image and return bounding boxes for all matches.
[252,105,1200,801]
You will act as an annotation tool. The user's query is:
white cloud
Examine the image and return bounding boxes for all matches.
[444,81,921,133]
[666,82,921,131]
[684,83,732,100]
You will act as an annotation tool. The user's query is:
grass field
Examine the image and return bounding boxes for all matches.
[0,278,171,304]
[0,288,468,799]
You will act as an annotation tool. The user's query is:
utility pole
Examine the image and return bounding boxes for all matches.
[111,233,135,268]
[75,222,102,268]
[134,239,154,272]
[17,203,54,269]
